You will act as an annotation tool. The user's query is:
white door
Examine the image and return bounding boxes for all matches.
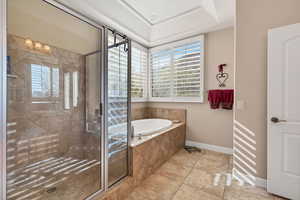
[268,23,300,200]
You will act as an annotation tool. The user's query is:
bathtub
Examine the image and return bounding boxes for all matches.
[108,118,173,137]
[132,119,172,137]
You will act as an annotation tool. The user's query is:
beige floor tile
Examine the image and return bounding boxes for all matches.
[155,160,193,182]
[168,149,203,168]
[194,156,229,174]
[202,150,231,162]
[224,180,279,200]
[172,184,222,200]
[272,196,288,200]
[130,174,182,200]
[125,190,152,200]
[184,168,226,198]
[228,156,233,171]
[126,149,289,200]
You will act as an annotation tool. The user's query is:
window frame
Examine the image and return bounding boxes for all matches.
[29,63,61,104]
[131,42,149,102]
[148,35,205,103]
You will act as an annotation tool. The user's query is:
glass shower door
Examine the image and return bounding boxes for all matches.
[6,0,103,199]
[106,31,131,186]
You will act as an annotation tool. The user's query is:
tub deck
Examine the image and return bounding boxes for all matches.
[131,122,185,147]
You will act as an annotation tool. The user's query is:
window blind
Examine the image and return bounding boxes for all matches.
[31,64,59,99]
[107,34,128,126]
[131,43,148,99]
[173,41,202,97]
[150,36,204,102]
[150,50,172,97]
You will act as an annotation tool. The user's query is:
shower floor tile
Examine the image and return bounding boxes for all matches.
[6,156,101,200]
[125,149,286,200]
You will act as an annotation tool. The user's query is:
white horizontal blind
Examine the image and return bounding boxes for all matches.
[150,50,172,97]
[107,34,128,126]
[150,36,204,102]
[31,64,59,99]
[173,41,202,97]
[131,43,147,100]
[31,64,51,98]
[108,35,128,98]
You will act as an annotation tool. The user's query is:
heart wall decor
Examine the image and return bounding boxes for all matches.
[216,64,228,87]
[216,72,229,87]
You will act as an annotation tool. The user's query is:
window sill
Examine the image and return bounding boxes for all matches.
[147,97,204,103]
[131,97,204,103]
[131,98,148,103]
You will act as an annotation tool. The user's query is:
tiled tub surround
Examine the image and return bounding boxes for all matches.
[97,108,186,200]
[132,107,186,123]
[131,107,186,146]
[6,34,102,199]
[131,122,184,147]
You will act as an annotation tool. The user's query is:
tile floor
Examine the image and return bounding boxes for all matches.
[125,149,286,200]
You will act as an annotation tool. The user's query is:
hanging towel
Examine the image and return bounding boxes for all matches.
[208,90,222,109]
[221,89,234,110]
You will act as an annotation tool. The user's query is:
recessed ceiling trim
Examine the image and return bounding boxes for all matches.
[119,0,202,26]
[150,22,233,47]
[153,6,202,25]
[118,0,153,26]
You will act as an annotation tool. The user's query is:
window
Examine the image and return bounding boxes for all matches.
[149,36,204,102]
[31,64,59,102]
[131,42,148,101]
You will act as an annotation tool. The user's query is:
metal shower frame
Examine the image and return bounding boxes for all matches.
[0,0,132,199]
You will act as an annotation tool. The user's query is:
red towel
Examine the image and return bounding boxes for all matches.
[208,89,234,110]
[208,90,222,109]
[221,89,234,110]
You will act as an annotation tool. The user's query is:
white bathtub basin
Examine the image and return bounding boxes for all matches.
[108,118,173,138]
[132,118,172,137]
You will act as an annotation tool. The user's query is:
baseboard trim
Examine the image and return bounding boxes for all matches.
[255,177,267,188]
[232,169,267,188]
[186,140,233,155]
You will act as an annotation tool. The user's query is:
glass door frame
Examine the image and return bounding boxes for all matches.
[0,0,132,199]
[0,0,8,199]
[103,28,132,189]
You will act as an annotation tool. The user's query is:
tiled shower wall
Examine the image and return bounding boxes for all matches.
[7,34,100,170]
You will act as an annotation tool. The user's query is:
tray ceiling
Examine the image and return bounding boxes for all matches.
[57,0,234,47]
[119,0,203,25]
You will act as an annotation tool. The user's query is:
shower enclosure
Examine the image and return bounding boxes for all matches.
[0,0,132,199]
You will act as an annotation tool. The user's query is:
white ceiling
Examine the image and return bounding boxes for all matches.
[57,0,235,47]
[119,0,203,25]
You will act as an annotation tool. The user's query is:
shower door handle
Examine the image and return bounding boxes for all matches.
[271,117,287,123]
[99,103,103,116]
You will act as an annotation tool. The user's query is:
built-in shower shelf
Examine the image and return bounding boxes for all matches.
[6,157,101,200]
[7,74,18,79]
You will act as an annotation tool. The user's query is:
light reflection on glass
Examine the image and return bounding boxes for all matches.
[64,72,70,109]
[31,64,60,101]
[72,71,78,107]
